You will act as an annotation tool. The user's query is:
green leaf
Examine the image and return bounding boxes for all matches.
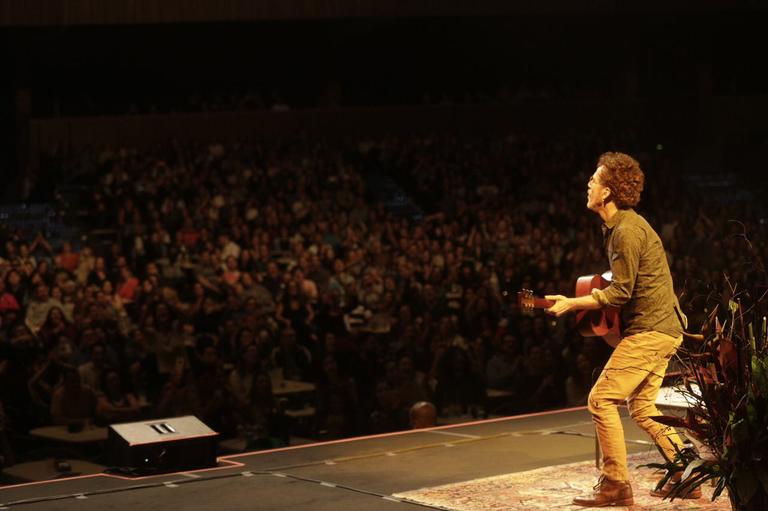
[753,356,768,394]
[668,471,714,501]
[746,402,758,429]
[682,459,706,481]
[731,417,750,447]
[641,462,670,470]
[762,317,767,348]
[712,476,728,499]
[734,466,760,503]
[758,468,768,495]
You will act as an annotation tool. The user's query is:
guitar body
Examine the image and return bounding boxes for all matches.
[574,272,621,348]
[517,271,621,348]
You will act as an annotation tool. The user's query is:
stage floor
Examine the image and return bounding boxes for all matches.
[0,407,659,510]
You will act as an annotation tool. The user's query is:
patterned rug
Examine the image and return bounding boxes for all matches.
[393,450,730,510]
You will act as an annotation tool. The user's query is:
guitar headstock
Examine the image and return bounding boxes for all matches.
[517,289,535,313]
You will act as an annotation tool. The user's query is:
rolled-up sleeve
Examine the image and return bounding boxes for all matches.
[591,287,610,306]
[601,227,642,307]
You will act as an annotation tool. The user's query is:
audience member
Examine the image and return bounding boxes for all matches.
[409,401,437,429]
[50,369,97,427]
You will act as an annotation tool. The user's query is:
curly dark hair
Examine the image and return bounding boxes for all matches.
[597,152,645,209]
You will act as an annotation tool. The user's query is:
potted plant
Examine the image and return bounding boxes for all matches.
[646,298,768,511]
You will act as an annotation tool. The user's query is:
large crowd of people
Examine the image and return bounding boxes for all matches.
[0,132,765,467]
[36,83,560,118]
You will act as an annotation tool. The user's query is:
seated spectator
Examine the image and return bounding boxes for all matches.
[368,381,401,433]
[240,372,288,448]
[17,242,38,272]
[0,279,20,314]
[238,272,274,312]
[86,256,110,287]
[254,328,275,360]
[315,355,359,439]
[565,352,597,406]
[275,281,315,343]
[514,344,565,412]
[27,348,73,422]
[144,302,188,381]
[4,269,27,308]
[25,283,66,334]
[78,342,109,393]
[261,261,284,299]
[393,355,431,426]
[50,368,97,426]
[229,344,266,408]
[194,295,226,335]
[116,267,140,301]
[38,306,77,348]
[218,233,241,262]
[312,331,357,381]
[222,256,241,287]
[486,333,522,391]
[33,260,54,287]
[155,359,196,418]
[96,368,142,423]
[189,340,235,435]
[357,268,383,310]
[177,218,201,250]
[270,328,312,382]
[293,267,318,303]
[54,241,80,273]
[8,323,38,352]
[409,401,437,429]
[74,246,96,285]
[432,342,484,416]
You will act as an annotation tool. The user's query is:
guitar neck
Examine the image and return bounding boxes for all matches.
[516,290,556,311]
[531,298,555,309]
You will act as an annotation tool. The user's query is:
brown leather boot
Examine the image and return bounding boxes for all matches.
[573,476,634,507]
[649,472,702,499]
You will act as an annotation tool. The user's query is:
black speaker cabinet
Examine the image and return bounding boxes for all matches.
[107,415,219,473]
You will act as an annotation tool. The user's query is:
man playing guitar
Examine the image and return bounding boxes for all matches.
[545,152,693,506]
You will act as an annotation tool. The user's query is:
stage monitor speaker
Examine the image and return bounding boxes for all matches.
[107,415,219,473]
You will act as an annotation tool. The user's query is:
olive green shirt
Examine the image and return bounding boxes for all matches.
[591,209,686,338]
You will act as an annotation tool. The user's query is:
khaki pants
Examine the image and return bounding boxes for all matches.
[588,330,684,482]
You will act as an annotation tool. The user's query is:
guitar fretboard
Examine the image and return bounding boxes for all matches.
[531,298,555,309]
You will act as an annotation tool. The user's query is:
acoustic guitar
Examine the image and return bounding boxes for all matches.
[517,271,621,347]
